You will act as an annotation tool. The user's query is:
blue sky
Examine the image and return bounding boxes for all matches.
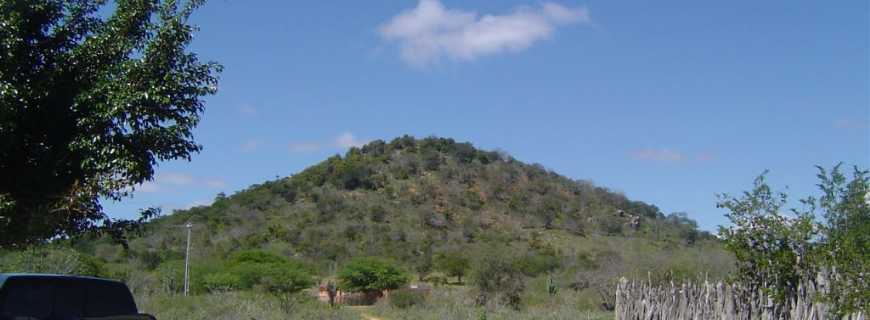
[105,0,869,231]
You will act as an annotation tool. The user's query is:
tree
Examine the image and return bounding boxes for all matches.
[215,250,314,294]
[0,0,221,247]
[338,257,408,293]
[471,252,525,310]
[718,165,869,315]
[717,172,817,304]
[574,250,625,311]
[812,165,868,316]
[0,247,104,276]
[435,250,470,284]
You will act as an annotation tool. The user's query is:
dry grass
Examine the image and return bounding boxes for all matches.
[137,291,359,320]
[368,286,613,320]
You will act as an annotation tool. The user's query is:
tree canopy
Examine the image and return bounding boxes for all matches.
[0,0,221,247]
[718,165,869,315]
[434,250,470,284]
[338,257,408,293]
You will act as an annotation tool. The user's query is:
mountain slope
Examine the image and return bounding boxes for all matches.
[85,136,728,285]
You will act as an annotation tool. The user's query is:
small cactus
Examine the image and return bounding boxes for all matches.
[547,274,558,296]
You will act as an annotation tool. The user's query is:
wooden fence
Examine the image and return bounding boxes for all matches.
[615,277,865,320]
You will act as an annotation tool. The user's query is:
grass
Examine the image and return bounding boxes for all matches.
[368,285,613,320]
[136,291,359,320]
[134,285,613,320]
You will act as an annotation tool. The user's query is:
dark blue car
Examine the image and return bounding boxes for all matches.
[0,273,155,320]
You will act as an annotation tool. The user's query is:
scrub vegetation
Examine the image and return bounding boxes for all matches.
[1,136,732,319]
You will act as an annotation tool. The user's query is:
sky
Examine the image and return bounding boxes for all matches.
[104,0,870,232]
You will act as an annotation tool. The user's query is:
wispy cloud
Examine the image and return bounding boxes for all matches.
[158,173,195,186]
[202,178,227,188]
[288,132,371,153]
[240,139,263,153]
[630,148,719,164]
[834,118,869,130]
[631,148,685,163]
[335,132,369,148]
[379,0,591,66]
[137,181,160,193]
[181,199,214,210]
[238,104,257,116]
[133,173,226,193]
[159,199,215,213]
[288,142,324,153]
[696,152,716,162]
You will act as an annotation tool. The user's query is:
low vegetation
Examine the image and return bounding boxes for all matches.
[2,136,734,317]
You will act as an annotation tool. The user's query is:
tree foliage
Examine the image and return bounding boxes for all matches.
[338,257,408,293]
[434,250,470,283]
[717,172,818,302]
[0,0,221,247]
[172,250,314,295]
[813,165,869,315]
[0,246,104,276]
[471,251,525,310]
[718,165,869,315]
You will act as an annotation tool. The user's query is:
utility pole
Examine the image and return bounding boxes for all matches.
[183,221,193,296]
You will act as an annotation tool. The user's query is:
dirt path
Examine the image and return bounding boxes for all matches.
[347,306,384,320]
[360,313,383,320]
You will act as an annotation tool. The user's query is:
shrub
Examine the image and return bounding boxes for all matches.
[338,257,408,293]
[225,251,314,294]
[259,266,314,294]
[471,253,525,310]
[389,289,427,309]
[423,273,448,287]
[514,253,560,277]
[434,251,470,284]
[203,272,243,291]
[229,250,287,264]
[0,247,104,276]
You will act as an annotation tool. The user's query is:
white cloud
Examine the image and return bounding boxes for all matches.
[630,149,719,163]
[240,139,263,152]
[136,181,160,193]
[203,178,227,188]
[181,199,214,210]
[834,118,869,130]
[335,132,369,148]
[158,199,215,213]
[238,104,257,116]
[696,152,716,162]
[133,173,226,194]
[288,142,323,153]
[288,132,370,153]
[630,148,685,163]
[158,173,195,186]
[379,0,590,66]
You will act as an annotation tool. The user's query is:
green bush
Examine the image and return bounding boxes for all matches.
[203,272,243,291]
[434,251,470,284]
[0,247,104,276]
[472,253,526,310]
[514,253,560,277]
[338,257,408,293]
[423,273,448,287]
[259,266,313,294]
[223,250,315,294]
[230,250,287,264]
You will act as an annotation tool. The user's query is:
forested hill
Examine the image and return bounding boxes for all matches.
[85,136,719,278]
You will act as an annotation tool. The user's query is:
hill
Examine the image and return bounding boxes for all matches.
[73,136,732,294]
